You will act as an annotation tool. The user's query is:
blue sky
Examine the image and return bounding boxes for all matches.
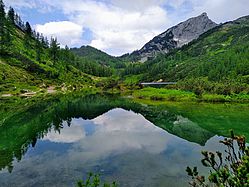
[4,0,249,56]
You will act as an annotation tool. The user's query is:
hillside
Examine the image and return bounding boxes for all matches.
[123,15,249,94]
[70,45,125,68]
[0,3,114,95]
[1,0,249,97]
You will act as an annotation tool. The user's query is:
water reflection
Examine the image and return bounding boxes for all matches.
[0,108,215,187]
[43,121,85,143]
[43,109,168,157]
[0,93,249,186]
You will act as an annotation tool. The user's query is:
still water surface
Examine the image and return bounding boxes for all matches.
[0,94,248,187]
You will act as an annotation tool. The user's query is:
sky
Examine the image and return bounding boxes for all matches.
[3,0,249,56]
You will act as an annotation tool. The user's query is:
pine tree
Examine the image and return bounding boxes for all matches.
[35,39,42,62]
[0,2,12,53]
[0,0,5,19]
[61,45,75,63]
[23,22,33,49]
[7,7,15,24]
[25,22,32,36]
[65,45,69,51]
[24,32,30,49]
[0,0,5,53]
[49,37,60,63]
[4,19,12,51]
[42,36,49,48]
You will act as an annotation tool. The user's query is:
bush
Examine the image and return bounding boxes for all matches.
[77,173,117,187]
[186,130,249,187]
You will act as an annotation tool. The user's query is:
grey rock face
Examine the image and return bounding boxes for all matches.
[132,13,217,62]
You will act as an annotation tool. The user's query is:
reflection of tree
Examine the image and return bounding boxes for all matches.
[0,93,214,172]
[0,94,133,172]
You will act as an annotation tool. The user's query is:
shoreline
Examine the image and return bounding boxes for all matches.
[2,86,249,104]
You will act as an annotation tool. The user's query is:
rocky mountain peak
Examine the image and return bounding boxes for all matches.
[131,13,217,62]
[201,12,207,17]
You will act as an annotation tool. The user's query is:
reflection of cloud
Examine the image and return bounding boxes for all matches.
[43,120,85,143]
[42,108,170,160]
[93,108,161,132]
[0,108,223,187]
[67,109,170,162]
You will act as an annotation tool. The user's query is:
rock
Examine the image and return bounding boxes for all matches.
[131,12,217,62]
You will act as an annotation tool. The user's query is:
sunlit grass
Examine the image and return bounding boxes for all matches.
[132,87,249,103]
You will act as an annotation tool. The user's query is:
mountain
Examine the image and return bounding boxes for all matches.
[123,15,249,94]
[70,45,125,68]
[130,13,217,62]
[2,0,248,96]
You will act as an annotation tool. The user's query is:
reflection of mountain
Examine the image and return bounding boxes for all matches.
[0,93,214,172]
[144,111,214,146]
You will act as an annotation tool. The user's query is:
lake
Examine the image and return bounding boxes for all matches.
[0,93,249,187]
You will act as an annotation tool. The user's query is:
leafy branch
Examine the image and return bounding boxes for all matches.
[77,172,117,187]
[186,130,249,187]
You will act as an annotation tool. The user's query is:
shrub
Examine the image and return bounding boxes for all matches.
[186,130,249,187]
[77,173,117,187]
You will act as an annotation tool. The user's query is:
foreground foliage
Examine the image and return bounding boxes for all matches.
[77,173,117,187]
[186,130,249,186]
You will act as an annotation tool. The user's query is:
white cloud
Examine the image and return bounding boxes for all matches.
[85,6,169,54]
[163,0,249,23]
[4,0,36,8]
[35,21,83,47]
[5,0,249,55]
[34,0,171,55]
[190,0,249,23]
[111,0,165,11]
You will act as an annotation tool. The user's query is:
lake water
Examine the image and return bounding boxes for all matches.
[0,93,249,187]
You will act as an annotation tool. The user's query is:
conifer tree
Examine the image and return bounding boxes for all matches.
[4,19,12,51]
[23,22,32,49]
[50,37,60,63]
[0,0,5,53]
[7,7,15,24]
[0,0,5,19]
[25,22,32,36]
[0,2,12,53]
[35,39,42,62]
[45,37,49,47]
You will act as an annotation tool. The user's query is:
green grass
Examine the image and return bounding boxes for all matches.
[132,87,249,103]
[132,87,196,101]
[123,74,143,85]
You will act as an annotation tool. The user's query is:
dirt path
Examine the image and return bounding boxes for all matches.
[1,85,58,98]
[47,86,56,94]
[1,94,13,97]
[20,92,36,97]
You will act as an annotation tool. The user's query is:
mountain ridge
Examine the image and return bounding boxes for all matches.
[128,12,217,62]
[70,45,125,68]
[122,14,249,94]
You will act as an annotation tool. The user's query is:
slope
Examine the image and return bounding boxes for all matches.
[0,2,113,95]
[70,45,126,68]
[124,15,249,94]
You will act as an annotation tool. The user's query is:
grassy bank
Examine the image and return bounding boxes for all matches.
[131,87,249,103]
